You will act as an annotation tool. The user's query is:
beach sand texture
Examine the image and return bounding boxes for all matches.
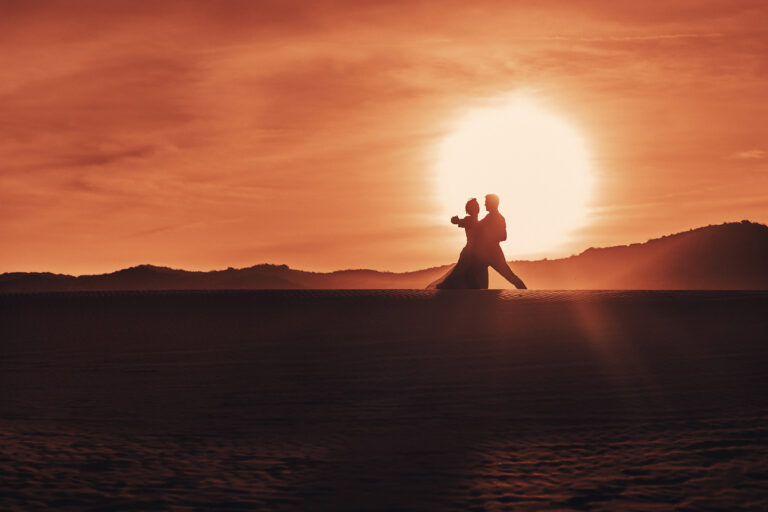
[2,290,768,510]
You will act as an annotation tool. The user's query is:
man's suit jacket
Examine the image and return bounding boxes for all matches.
[479,211,507,244]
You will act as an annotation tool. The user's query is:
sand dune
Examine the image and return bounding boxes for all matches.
[1,290,768,510]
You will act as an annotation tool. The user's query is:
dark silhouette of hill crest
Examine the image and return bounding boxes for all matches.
[2,221,767,291]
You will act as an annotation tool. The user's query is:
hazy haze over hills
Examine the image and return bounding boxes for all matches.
[2,221,768,291]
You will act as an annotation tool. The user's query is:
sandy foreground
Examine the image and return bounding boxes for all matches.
[1,290,768,511]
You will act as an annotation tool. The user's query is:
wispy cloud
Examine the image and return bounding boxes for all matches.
[730,149,767,160]
[539,32,726,42]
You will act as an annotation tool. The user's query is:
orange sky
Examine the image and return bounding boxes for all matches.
[2,0,768,275]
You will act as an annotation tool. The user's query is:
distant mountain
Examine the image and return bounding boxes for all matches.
[502,220,768,290]
[2,221,768,291]
[0,263,441,292]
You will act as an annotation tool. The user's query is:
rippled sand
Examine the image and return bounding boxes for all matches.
[2,290,768,510]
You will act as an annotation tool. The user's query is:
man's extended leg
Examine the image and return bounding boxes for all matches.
[489,247,527,289]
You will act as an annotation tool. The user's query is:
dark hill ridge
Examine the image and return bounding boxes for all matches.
[500,220,768,290]
[2,221,768,291]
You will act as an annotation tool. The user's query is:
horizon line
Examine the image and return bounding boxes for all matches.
[2,220,763,278]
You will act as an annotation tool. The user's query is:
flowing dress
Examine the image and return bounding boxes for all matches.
[428,216,488,289]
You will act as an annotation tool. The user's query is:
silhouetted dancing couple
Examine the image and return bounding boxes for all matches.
[429,194,527,290]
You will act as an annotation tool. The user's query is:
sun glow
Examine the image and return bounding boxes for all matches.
[435,94,594,257]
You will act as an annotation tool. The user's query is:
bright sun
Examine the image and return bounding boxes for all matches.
[435,94,594,257]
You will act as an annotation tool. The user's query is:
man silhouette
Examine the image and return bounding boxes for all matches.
[479,194,527,289]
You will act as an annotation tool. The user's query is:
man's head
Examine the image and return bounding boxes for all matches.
[484,194,500,212]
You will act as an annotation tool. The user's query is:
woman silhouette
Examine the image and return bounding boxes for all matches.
[428,198,489,289]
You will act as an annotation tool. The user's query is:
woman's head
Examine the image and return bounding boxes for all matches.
[465,198,480,215]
